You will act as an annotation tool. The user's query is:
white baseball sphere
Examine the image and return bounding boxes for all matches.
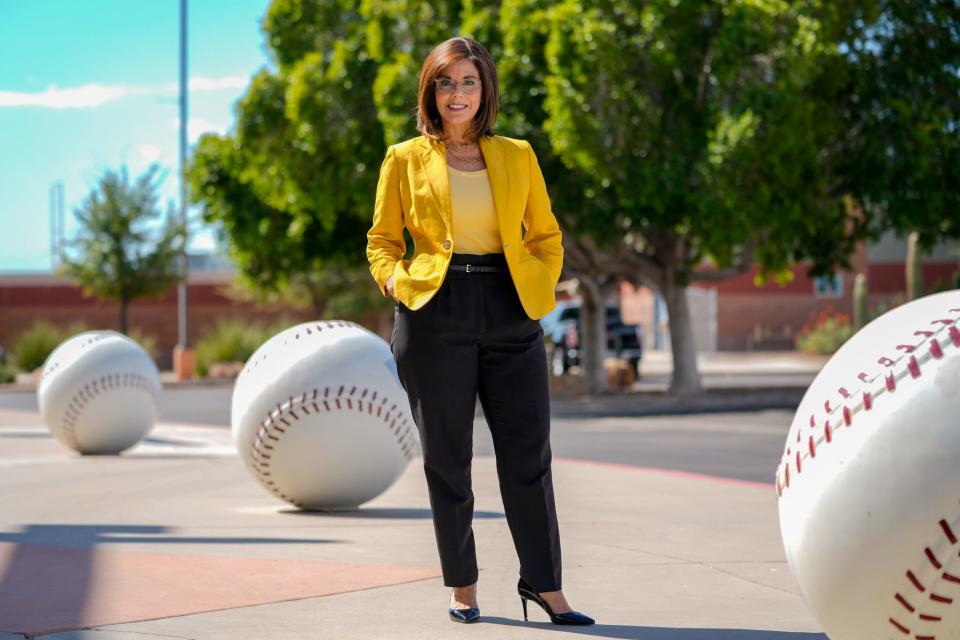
[231,320,419,511]
[777,290,960,639]
[37,330,161,454]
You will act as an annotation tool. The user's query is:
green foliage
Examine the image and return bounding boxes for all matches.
[852,273,868,331]
[188,0,959,391]
[795,306,853,355]
[56,163,186,332]
[8,321,160,375]
[11,321,89,372]
[126,327,159,362]
[841,0,960,251]
[0,362,16,384]
[906,231,922,300]
[195,316,294,378]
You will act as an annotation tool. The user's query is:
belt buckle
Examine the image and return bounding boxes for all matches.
[465,264,473,273]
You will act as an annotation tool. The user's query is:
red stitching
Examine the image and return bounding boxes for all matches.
[778,309,959,499]
[908,571,927,592]
[940,520,957,545]
[58,371,160,452]
[930,593,953,604]
[908,356,921,378]
[250,386,418,507]
[897,593,916,613]
[926,548,943,570]
[931,341,944,358]
[890,618,910,634]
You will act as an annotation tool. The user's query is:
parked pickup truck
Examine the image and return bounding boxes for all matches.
[538,302,644,376]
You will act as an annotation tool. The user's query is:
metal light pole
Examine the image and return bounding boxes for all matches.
[174,0,194,378]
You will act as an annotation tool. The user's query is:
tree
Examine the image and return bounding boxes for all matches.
[838,0,960,250]
[192,0,959,394]
[58,164,186,334]
[188,0,459,318]
[489,0,959,393]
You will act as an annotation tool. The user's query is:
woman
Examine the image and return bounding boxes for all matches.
[366,36,594,627]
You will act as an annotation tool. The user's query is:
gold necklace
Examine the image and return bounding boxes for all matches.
[447,147,485,168]
[444,140,479,151]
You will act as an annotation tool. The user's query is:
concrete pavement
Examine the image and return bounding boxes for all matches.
[0,403,825,639]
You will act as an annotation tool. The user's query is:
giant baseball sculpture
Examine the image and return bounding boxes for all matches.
[37,330,161,454]
[777,290,960,639]
[231,320,420,510]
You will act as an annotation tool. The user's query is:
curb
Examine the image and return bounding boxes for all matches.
[549,386,806,418]
[1,380,806,418]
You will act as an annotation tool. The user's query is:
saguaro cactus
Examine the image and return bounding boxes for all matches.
[906,231,922,301]
[853,273,868,331]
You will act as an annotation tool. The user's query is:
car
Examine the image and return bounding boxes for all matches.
[539,302,644,376]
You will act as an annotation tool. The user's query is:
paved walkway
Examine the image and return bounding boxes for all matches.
[0,407,825,639]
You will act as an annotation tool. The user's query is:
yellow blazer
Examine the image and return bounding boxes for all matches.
[366,134,563,320]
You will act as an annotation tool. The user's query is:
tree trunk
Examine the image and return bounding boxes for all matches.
[578,275,619,394]
[120,296,128,335]
[662,269,702,395]
[309,293,328,320]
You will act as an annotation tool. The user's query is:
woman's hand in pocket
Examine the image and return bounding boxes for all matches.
[386,275,396,300]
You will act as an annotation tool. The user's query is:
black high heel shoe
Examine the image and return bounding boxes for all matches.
[448,606,480,623]
[517,576,595,625]
[448,590,480,623]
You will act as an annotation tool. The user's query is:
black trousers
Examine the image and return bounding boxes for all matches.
[391,251,562,592]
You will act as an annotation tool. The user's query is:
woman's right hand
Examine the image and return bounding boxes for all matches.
[386,275,396,299]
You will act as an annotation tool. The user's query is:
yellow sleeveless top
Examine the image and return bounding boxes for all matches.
[448,165,502,254]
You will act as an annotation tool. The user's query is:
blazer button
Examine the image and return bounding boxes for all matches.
[442,239,451,250]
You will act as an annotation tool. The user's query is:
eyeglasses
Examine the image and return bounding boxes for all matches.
[434,77,481,95]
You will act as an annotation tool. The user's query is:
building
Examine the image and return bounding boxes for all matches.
[618,232,959,352]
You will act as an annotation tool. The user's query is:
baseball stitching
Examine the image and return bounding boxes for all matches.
[60,372,162,451]
[776,307,960,496]
[888,518,960,639]
[776,305,960,638]
[237,320,417,508]
[40,332,114,384]
[237,320,359,382]
[248,384,419,509]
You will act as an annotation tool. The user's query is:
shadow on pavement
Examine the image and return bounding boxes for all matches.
[278,507,505,519]
[0,524,344,632]
[477,617,825,638]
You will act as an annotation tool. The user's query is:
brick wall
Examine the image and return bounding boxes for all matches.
[0,274,385,370]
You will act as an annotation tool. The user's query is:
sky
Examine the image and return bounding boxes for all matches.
[0,0,273,272]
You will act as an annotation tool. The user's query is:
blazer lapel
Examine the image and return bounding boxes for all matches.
[480,135,509,240]
[418,135,509,237]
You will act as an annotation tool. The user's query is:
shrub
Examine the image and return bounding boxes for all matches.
[195,317,293,378]
[795,305,853,355]
[0,361,16,383]
[11,321,90,372]
[127,326,159,362]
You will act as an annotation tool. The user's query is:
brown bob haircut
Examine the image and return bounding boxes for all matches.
[416,37,500,143]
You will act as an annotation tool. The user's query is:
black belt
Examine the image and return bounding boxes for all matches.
[448,263,503,273]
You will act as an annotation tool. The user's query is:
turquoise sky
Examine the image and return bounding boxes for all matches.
[0,0,272,272]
